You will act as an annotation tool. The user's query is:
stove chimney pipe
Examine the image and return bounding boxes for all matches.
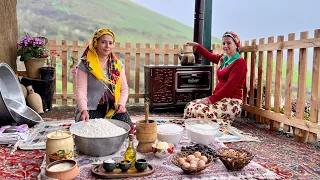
[193,0,205,64]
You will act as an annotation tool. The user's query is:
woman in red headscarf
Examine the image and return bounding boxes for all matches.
[183,31,247,126]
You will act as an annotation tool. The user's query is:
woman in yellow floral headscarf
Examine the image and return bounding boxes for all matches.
[75,28,132,127]
[183,31,247,126]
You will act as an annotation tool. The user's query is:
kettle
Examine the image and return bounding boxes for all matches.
[178,48,195,66]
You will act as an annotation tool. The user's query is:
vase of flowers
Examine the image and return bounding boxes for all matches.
[40,51,60,81]
[17,34,49,79]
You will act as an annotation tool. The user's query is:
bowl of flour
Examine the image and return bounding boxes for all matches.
[70,118,130,156]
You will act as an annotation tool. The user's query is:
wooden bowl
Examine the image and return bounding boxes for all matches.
[170,151,217,174]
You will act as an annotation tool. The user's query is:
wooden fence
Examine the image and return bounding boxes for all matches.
[17,40,185,105]
[16,29,320,143]
[212,29,320,143]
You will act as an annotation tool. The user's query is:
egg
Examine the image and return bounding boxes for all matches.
[183,157,187,161]
[200,156,208,163]
[189,163,197,171]
[197,160,206,168]
[187,155,195,162]
[194,158,200,162]
[178,158,185,166]
[190,160,197,165]
[194,151,201,158]
[182,162,190,169]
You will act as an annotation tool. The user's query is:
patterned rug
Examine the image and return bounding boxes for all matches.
[19,120,75,150]
[131,116,260,143]
[0,145,45,179]
[38,134,280,180]
[2,116,318,179]
[226,117,320,180]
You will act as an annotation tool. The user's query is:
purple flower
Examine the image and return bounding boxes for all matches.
[17,35,49,60]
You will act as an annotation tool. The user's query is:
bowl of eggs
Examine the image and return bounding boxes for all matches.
[170,151,214,174]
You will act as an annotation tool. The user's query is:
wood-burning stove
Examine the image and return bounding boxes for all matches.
[144,65,212,110]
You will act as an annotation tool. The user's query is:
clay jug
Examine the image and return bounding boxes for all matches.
[26,85,44,113]
[46,130,74,165]
[21,84,27,99]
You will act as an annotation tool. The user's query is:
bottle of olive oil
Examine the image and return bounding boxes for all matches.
[124,134,136,167]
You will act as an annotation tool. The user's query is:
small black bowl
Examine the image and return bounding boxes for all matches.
[135,159,148,172]
[119,160,131,172]
[102,160,117,172]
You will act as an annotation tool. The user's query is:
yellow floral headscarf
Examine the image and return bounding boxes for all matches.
[81,28,121,118]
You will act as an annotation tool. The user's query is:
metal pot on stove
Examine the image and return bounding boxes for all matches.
[178,48,195,66]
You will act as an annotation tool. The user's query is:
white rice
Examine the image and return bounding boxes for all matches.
[72,119,126,138]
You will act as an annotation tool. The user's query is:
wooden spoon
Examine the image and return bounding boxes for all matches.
[145,103,149,123]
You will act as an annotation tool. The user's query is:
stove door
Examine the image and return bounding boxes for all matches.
[175,71,211,92]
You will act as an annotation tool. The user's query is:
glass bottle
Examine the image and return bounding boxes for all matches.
[124,134,136,167]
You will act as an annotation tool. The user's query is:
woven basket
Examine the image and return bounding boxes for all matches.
[216,148,254,171]
[170,151,216,174]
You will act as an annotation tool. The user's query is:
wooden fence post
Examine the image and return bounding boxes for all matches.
[256,38,265,123]
[72,40,78,105]
[61,40,68,105]
[125,43,131,103]
[265,37,274,126]
[271,35,284,131]
[294,31,309,143]
[135,43,141,103]
[308,29,320,142]
[248,39,256,119]
[284,33,295,133]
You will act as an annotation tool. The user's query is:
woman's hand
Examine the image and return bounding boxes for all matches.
[185,42,199,52]
[116,104,126,113]
[199,97,211,105]
[80,110,89,122]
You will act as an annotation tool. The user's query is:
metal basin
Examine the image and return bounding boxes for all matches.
[70,119,130,157]
[5,98,43,127]
[0,63,26,126]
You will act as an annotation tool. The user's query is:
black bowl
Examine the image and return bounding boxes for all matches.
[102,160,117,172]
[135,159,148,172]
[119,160,131,172]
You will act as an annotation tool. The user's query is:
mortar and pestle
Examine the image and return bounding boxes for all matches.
[136,103,157,153]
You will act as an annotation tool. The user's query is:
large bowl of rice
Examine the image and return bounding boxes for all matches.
[70,119,130,157]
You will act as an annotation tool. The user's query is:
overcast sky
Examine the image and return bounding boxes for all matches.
[130,0,320,41]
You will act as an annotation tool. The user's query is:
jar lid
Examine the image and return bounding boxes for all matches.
[47,130,71,139]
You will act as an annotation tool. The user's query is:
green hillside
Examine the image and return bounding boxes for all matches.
[16,0,221,46]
